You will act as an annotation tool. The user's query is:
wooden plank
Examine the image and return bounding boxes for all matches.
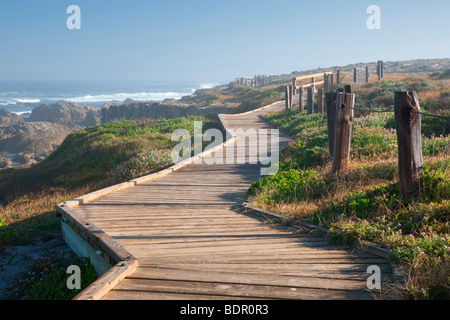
[107,278,374,300]
[126,268,371,292]
[102,290,258,300]
[74,259,138,300]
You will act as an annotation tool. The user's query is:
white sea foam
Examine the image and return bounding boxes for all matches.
[0,98,41,105]
[199,83,220,89]
[50,91,194,103]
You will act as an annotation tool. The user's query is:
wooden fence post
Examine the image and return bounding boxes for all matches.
[324,74,329,92]
[344,84,352,94]
[307,85,314,114]
[377,61,381,81]
[394,91,423,198]
[299,86,304,112]
[337,70,340,84]
[354,68,357,83]
[325,92,337,160]
[289,85,293,108]
[318,88,324,114]
[332,92,355,173]
[381,61,384,78]
[285,86,291,110]
[366,66,369,84]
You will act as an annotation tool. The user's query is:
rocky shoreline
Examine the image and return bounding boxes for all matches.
[0,90,234,169]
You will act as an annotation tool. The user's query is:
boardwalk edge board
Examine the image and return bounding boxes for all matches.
[240,202,391,259]
[55,102,280,301]
[239,201,409,286]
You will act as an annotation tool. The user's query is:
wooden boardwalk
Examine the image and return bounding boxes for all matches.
[60,100,393,300]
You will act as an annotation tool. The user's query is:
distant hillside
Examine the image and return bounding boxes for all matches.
[264,58,450,84]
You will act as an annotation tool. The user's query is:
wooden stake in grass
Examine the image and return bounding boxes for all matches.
[299,86,304,112]
[307,85,314,114]
[366,66,369,84]
[325,92,337,160]
[394,91,423,198]
[285,86,291,110]
[332,92,355,174]
[318,88,324,114]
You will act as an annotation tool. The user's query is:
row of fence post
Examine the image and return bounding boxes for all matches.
[284,71,423,198]
[324,87,422,198]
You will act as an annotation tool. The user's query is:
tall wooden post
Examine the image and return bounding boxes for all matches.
[285,86,291,110]
[337,70,340,84]
[332,92,355,174]
[354,68,357,83]
[344,84,352,94]
[330,74,334,89]
[394,91,423,198]
[381,61,384,78]
[324,74,329,92]
[292,78,297,96]
[365,66,369,84]
[299,86,304,112]
[377,61,381,81]
[325,92,337,160]
[318,88,324,114]
[289,85,293,108]
[307,85,314,114]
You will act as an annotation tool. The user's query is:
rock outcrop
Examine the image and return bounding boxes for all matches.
[26,102,101,127]
[0,108,25,126]
[0,121,80,156]
[101,102,231,124]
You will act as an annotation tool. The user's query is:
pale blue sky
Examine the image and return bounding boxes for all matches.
[0,0,449,83]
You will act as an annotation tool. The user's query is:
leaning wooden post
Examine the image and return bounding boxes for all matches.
[332,92,355,174]
[318,88,324,114]
[299,86,304,112]
[325,92,337,160]
[394,91,423,198]
[285,86,291,110]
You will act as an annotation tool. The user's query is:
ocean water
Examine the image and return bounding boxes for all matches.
[0,79,220,116]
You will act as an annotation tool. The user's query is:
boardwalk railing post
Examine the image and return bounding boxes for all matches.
[318,88,324,114]
[299,86,304,112]
[394,91,423,198]
[285,86,291,110]
[332,91,354,174]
